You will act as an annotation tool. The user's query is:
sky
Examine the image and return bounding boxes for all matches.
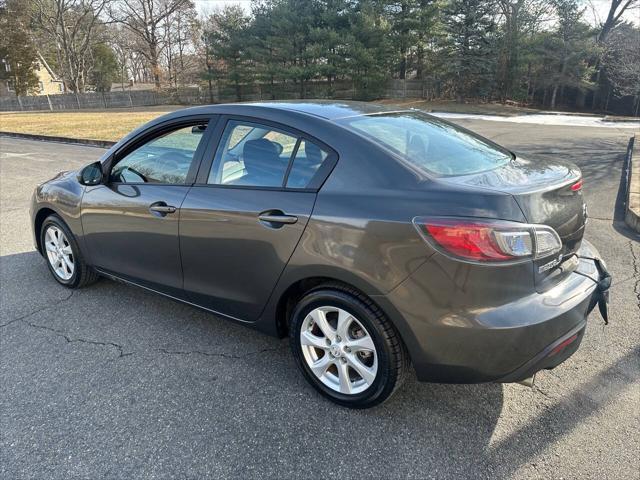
[193,0,639,27]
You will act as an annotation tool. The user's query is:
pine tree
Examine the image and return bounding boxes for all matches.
[0,0,40,96]
[204,5,252,101]
[547,0,594,109]
[442,0,498,100]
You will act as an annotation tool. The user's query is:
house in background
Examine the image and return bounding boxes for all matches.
[33,54,65,95]
[0,53,65,97]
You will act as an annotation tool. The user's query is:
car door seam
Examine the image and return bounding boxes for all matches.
[255,191,321,321]
[177,184,194,293]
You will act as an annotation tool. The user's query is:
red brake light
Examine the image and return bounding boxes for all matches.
[423,222,511,261]
[412,217,562,264]
[413,217,562,264]
[570,179,583,191]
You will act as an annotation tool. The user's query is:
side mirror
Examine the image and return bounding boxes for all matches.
[78,161,104,186]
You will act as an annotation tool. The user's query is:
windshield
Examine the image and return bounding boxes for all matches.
[337,111,512,176]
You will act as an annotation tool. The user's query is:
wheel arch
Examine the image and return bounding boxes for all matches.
[34,207,59,255]
[274,276,393,339]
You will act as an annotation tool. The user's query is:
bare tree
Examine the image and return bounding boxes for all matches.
[109,0,193,89]
[109,24,133,90]
[602,23,640,115]
[32,0,108,93]
[598,0,639,42]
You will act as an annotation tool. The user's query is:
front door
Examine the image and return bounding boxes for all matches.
[82,120,212,297]
[179,118,334,321]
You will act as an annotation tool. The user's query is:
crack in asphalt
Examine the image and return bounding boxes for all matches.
[13,315,286,361]
[2,289,287,361]
[157,345,287,359]
[23,320,132,358]
[19,319,286,361]
[0,291,75,329]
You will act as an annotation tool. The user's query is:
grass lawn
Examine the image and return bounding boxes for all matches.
[0,99,591,142]
[0,109,175,142]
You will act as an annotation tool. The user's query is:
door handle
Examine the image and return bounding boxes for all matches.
[149,202,177,215]
[258,212,298,225]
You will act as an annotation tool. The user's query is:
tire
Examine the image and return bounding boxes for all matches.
[40,214,99,289]
[289,284,409,408]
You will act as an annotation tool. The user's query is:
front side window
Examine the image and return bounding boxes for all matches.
[111,123,207,184]
[208,121,297,187]
[337,111,512,176]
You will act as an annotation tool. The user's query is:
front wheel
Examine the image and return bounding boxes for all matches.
[40,214,99,288]
[289,285,409,408]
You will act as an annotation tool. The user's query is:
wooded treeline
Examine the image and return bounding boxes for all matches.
[1,0,638,115]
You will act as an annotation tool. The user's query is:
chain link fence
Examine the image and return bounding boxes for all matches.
[0,79,439,112]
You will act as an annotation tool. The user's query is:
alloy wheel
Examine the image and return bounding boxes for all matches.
[44,225,74,281]
[299,306,378,395]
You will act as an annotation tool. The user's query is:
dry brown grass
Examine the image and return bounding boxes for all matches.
[0,100,545,142]
[0,109,175,141]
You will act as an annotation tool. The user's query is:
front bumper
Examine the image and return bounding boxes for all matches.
[374,240,609,383]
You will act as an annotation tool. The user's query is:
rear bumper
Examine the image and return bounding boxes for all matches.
[497,320,586,383]
[374,240,608,383]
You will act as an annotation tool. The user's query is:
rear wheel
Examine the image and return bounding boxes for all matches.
[289,285,408,408]
[40,215,99,288]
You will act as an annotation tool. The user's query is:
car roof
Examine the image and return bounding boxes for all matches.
[239,100,410,120]
[168,100,411,122]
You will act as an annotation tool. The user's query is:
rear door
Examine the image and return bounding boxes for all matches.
[179,116,336,321]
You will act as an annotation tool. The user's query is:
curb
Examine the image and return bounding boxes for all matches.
[603,116,640,124]
[0,131,115,149]
[624,134,640,234]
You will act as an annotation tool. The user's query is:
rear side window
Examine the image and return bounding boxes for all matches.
[208,120,330,189]
[208,120,296,187]
[337,112,512,176]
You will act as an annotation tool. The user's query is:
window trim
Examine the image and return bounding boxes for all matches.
[105,115,217,187]
[194,114,338,192]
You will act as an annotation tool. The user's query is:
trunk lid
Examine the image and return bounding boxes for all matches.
[439,156,587,289]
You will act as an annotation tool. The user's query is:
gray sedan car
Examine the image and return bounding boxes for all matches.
[31,101,610,408]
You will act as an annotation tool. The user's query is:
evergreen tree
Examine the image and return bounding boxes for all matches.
[442,0,498,101]
[383,0,439,79]
[547,0,595,109]
[346,0,392,99]
[0,0,40,96]
[204,5,252,101]
[90,43,119,92]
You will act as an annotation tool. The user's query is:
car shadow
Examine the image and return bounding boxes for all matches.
[485,346,639,477]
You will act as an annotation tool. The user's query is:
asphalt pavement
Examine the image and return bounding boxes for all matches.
[1,120,638,479]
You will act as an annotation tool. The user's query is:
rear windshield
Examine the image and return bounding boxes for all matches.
[337,111,512,176]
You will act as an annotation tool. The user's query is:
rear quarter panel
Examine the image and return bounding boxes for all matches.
[258,128,528,338]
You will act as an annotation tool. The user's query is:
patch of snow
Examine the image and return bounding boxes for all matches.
[431,112,640,129]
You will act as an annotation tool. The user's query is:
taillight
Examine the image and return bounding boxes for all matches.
[412,217,562,264]
[570,179,583,192]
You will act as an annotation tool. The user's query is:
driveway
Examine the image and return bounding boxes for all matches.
[1,120,638,479]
